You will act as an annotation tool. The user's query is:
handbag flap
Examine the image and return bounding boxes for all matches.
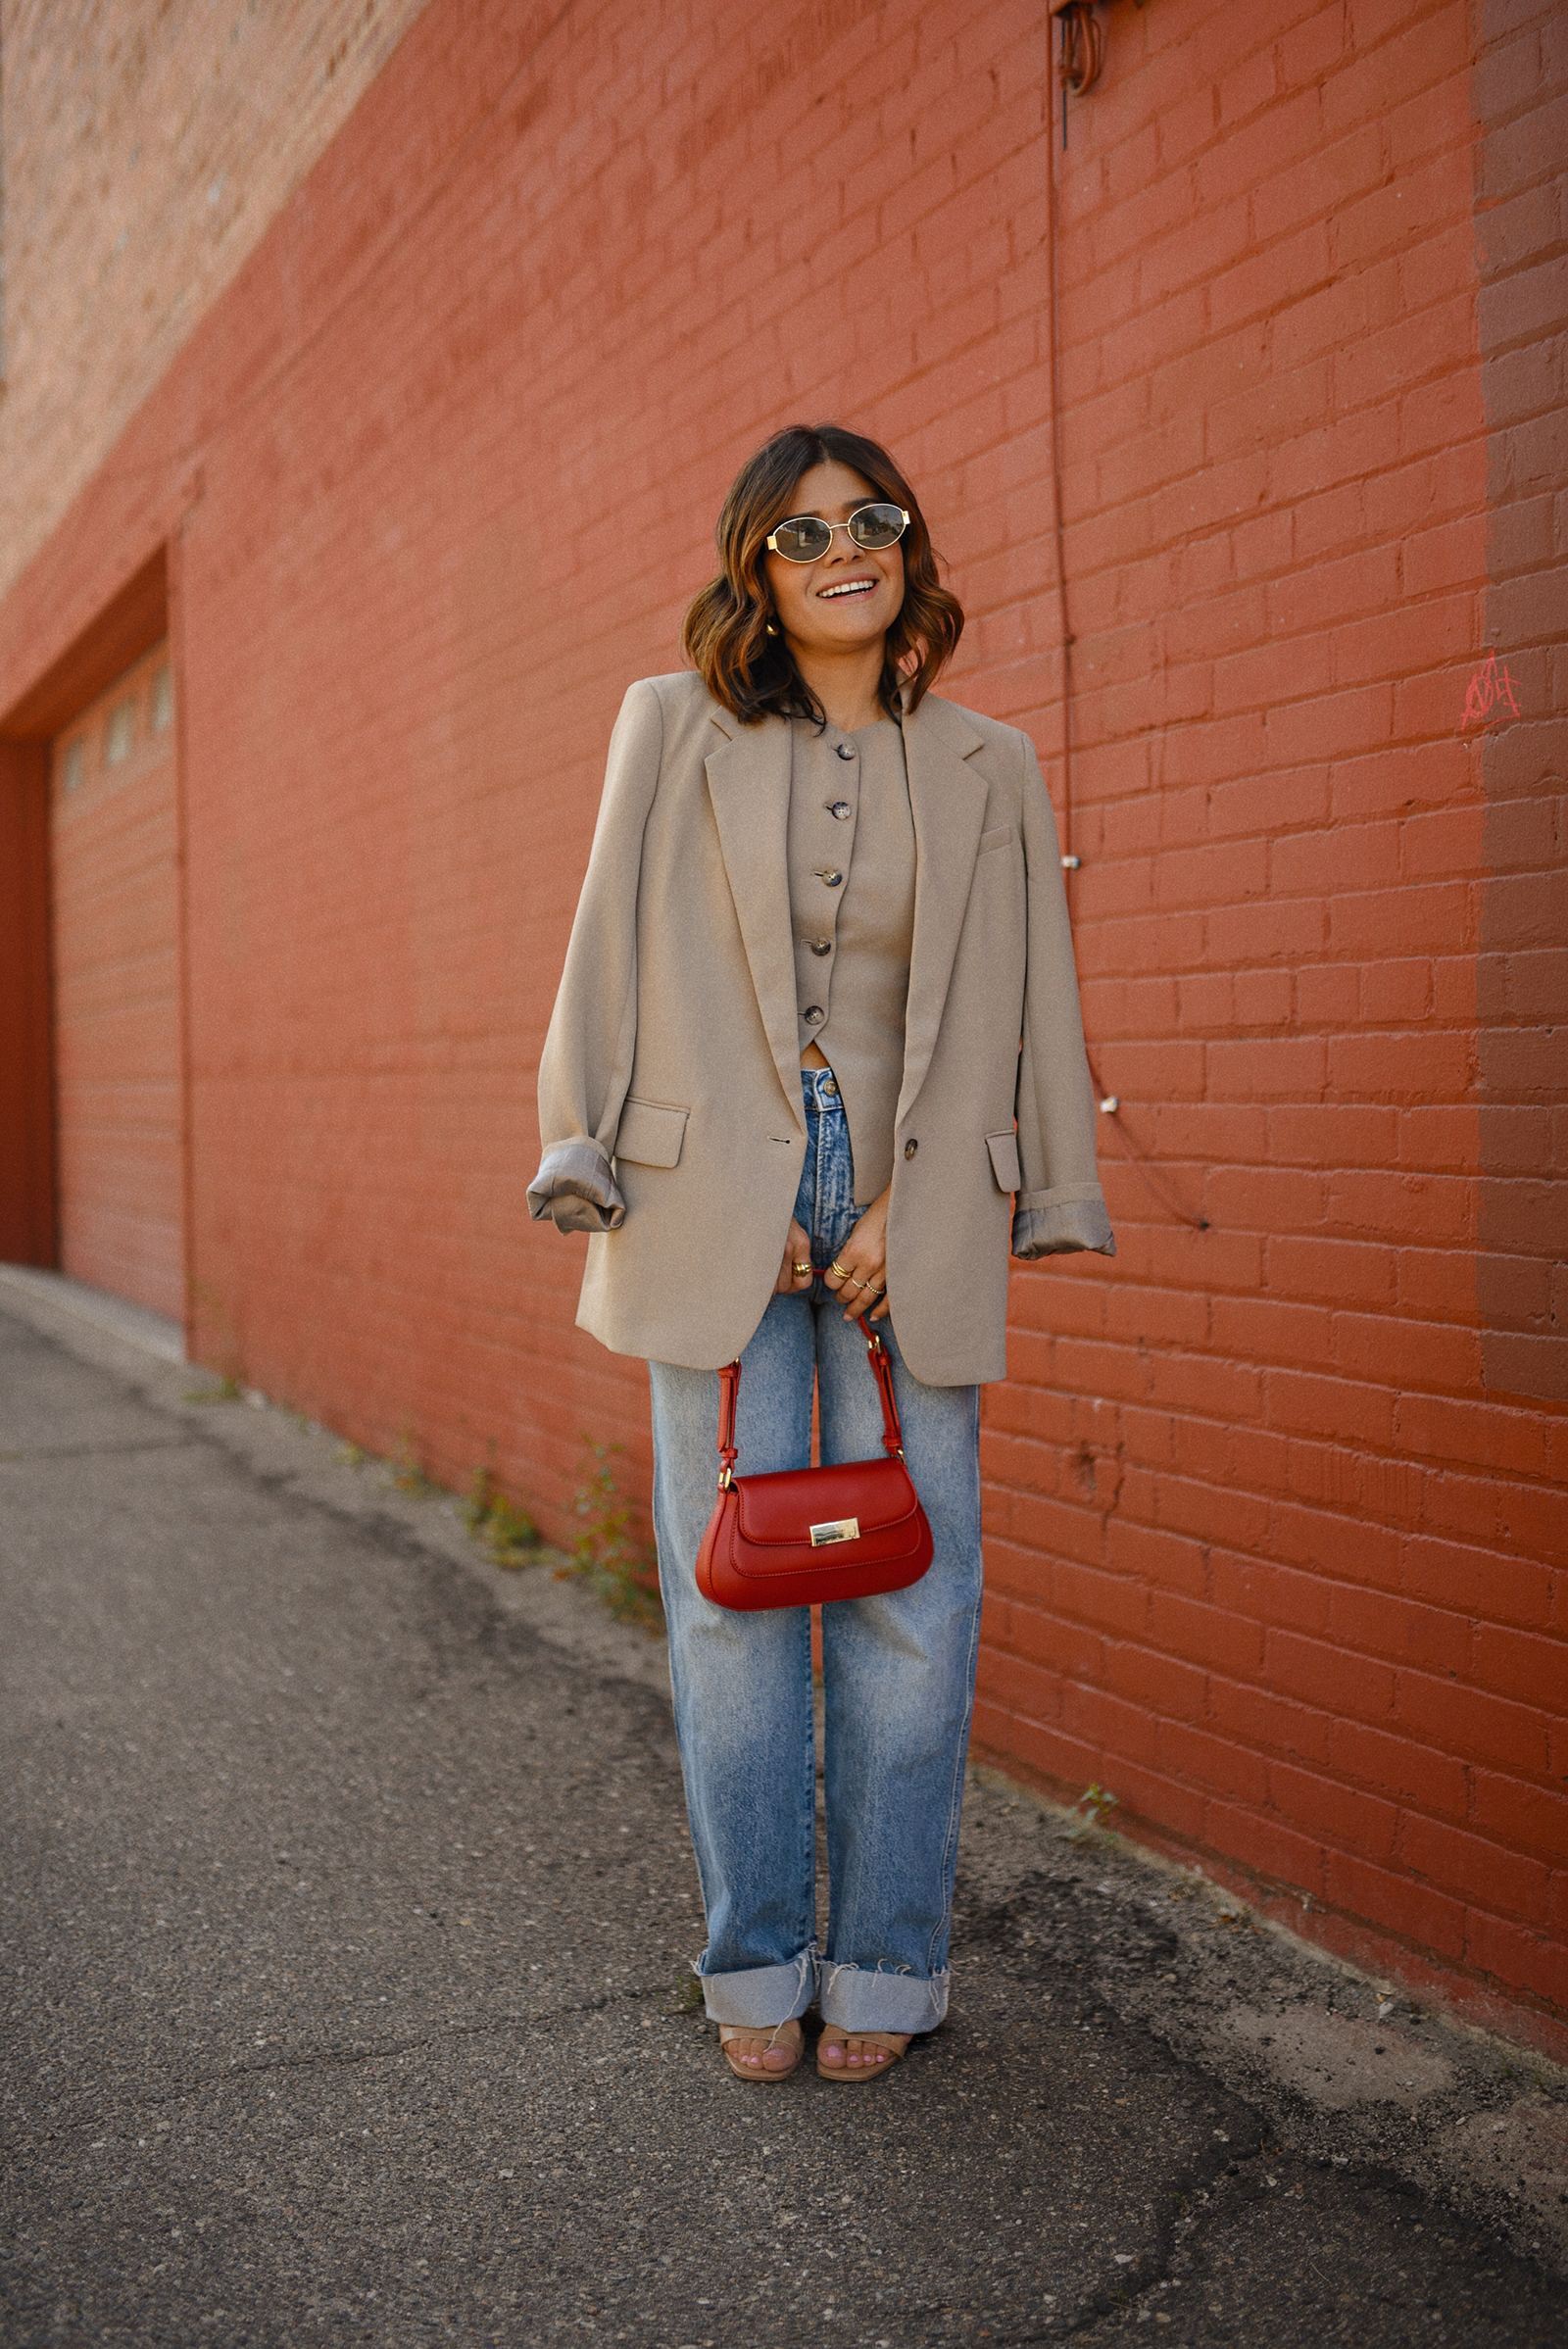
[733,1454,921,1547]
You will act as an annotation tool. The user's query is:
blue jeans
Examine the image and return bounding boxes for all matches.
[648,1068,984,2036]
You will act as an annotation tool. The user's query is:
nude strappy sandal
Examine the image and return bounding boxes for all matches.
[815,2029,908,2082]
[717,2019,804,2083]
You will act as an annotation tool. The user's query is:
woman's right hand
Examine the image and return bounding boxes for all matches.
[775,1218,815,1296]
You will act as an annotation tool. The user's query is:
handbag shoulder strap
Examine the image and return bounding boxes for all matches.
[714,1329,906,1489]
[864,1331,906,1459]
[716,1359,741,1488]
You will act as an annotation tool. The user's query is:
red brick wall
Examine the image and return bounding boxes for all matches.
[0,0,1560,2052]
[50,646,184,1321]
[1472,0,1568,1405]
[0,746,55,1264]
[977,0,1565,2050]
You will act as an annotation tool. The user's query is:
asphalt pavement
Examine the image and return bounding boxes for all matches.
[2,1275,1566,2348]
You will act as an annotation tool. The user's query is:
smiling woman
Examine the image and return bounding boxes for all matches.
[682,424,961,726]
[527,421,1111,2091]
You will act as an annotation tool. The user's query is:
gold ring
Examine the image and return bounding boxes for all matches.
[792,1260,811,1277]
[828,1258,851,1279]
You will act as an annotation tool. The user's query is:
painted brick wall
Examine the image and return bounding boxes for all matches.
[1473,0,1568,1405]
[0,0,431,606]
[975,0,1565,2048]
[50,645,183,1320]
[0,0,1560,2053]
[0,744,54,1263]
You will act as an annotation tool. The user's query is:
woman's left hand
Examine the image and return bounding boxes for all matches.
[823,1188,891,1323]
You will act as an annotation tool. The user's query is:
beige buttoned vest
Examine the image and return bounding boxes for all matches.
[787,716,915,1201]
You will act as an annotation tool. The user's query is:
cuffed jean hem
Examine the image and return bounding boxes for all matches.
[819,1962,951,2035]
[698,1945,818,2029]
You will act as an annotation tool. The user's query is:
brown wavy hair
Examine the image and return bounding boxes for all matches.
[682,423,964,724]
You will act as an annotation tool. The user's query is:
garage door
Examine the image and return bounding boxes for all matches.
[51,643,182,1319]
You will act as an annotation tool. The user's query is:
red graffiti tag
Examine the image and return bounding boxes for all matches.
[1460,649,1521,732]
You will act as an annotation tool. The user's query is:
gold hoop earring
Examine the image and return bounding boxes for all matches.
[764,618,780,637]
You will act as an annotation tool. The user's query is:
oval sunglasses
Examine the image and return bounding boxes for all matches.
[766,503,909,563]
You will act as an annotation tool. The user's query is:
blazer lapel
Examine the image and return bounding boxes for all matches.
[704,712,805,1125]
[898,693,989,1125]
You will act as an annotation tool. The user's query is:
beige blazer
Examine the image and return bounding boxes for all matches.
[529,670,1111,1385]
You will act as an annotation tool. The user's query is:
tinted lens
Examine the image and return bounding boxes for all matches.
[771,515,833,562]
[848,504,906,550]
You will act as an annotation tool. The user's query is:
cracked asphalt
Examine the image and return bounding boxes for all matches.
[3,1278,1566,2347]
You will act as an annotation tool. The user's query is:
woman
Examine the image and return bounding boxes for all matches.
[528,423,1112,2083]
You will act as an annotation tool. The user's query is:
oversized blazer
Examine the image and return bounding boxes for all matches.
[529,669,1112,1386]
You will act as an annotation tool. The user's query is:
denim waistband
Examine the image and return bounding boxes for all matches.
[800,1066,843,1113]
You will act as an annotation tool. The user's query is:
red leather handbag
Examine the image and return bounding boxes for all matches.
[695,1329,935,1610]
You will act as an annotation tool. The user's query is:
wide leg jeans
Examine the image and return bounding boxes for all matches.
[648,1069,985,2036]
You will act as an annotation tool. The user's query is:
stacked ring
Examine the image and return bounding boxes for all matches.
[828,1258,851,1279]
[792,1259,811,1277]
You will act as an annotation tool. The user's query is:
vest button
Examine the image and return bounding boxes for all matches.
[904,1139,918,1159]
[820,869,843,888]
[804,1005,825,1024]
[808,939,832,956]
[836,743,856,759]
[828,801,853,820]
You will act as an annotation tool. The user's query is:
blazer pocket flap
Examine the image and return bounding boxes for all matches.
[613,1098,689,1169]
[978,823,1018,855]
[987,1130,1022,1194]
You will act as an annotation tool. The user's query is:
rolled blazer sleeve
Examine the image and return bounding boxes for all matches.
[528,681,664,1236]
[1010,734,1115,1261]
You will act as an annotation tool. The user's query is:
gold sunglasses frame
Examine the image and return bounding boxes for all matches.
[765,504,910,563]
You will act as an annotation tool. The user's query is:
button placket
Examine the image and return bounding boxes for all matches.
[792,729,859,1049]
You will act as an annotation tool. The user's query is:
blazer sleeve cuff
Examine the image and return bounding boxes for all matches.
[1011,1187,1116,1260]
[526,1140,627,1235]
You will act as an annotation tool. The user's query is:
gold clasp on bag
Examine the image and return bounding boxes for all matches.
[809,1517,860,1546]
